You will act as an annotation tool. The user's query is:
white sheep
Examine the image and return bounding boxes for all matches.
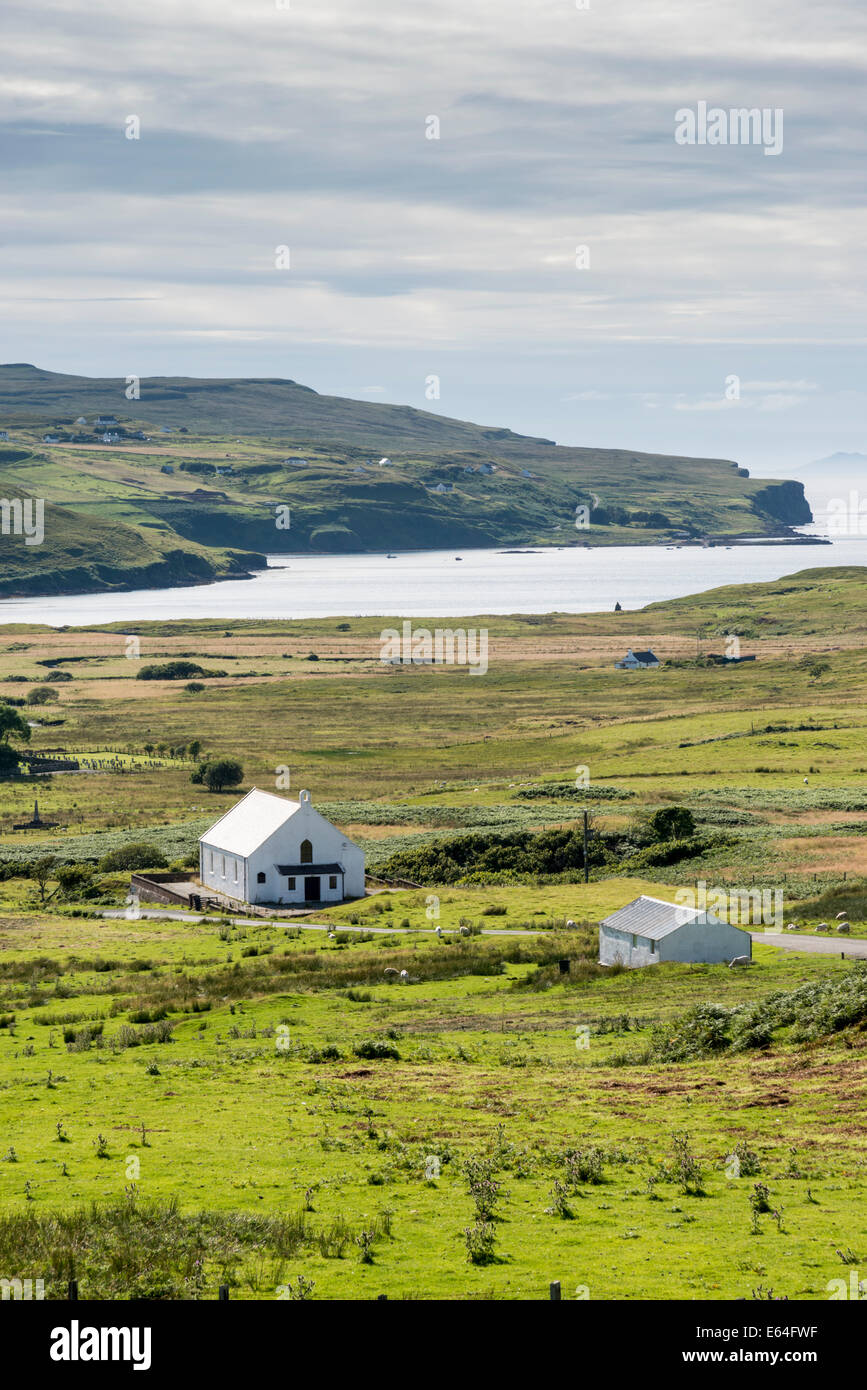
[566,919,576,927]
[728,955,752,968]
[836,911,849,920]
[399,969,409,982]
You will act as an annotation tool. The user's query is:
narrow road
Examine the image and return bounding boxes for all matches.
[751,931,867,959]
[99,908,535,937]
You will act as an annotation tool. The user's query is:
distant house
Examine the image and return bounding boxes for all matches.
[430,481,453,494]
[215,465,234,475]
[74,417,87,427]
[352,466,368,474]
[101,432,120,444]
[42,434,59,443]
[284,457,308,467]
[615,649,660,669]
[599,895,751,968]
[463,464,477,474]
[378,457,391,466]
[198,787,365,906]
[95,415,118,427]
[0,431,9,441]
[478,462,496,475]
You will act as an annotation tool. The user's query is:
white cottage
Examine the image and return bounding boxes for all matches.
[615,649,660,669]
[599,894,751,968]
[198,788,365,907]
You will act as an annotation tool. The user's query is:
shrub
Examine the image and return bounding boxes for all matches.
[137,661,220,681]
[464,1221,497,1265]
[353,1040,400,1061]
[26,687,57,705]
[98,843,168,873]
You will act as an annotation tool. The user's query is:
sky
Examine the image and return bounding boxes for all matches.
[2,0,866,477]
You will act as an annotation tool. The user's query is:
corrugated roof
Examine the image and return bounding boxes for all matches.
[600,894,700,941]
[199,788,303,856]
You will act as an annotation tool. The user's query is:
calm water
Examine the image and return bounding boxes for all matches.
[1,534,865,625]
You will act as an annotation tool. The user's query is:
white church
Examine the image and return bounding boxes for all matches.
[198,788,366,907]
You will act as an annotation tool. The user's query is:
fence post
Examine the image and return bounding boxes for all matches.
[68,1279,78,1301]
[218,1284,229,1301]
[550,1280,561,1301]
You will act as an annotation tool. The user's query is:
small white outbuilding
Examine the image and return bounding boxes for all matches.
[599,894,751,968]
[198,788,365,907]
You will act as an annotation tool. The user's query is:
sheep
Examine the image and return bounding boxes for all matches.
[459,925,471,937]
[786,923,799,931]
[383,967,400,977]
[399,969,409,982]
[566,919,576,927]
[837,922,851,934]
[836,911,849,920]
[728,955,752,968]
[434,925,443,938]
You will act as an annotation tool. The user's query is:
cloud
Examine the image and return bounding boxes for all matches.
[0,0,864,467]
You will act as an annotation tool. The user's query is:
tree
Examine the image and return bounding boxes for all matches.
[803,660,830,681]
[28,855,57,903]
[0,704,31,746]
[193,758,244,792]
[188,740,202,759]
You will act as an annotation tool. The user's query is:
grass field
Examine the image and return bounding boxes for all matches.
[1,566,866,1299]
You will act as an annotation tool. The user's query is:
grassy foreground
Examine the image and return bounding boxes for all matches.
[1,566,867,1299]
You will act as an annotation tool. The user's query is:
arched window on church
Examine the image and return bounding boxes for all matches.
[300,838,313,864]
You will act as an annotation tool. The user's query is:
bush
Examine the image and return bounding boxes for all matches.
[137,661,225,681]
[26,687,57,706]
[352,1039,400,1061]
[648,806,695,841]
[97,843,168,873]
[184,682,205,693]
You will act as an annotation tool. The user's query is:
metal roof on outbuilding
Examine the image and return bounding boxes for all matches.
[600,894,700,941]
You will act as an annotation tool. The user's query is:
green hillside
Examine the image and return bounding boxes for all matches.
[0,364,814,595]
[0,465,264,598]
